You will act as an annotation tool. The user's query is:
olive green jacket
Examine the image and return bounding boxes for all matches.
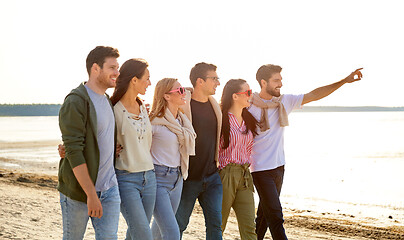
[57,82,116,202]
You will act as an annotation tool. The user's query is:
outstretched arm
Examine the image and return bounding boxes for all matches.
[302,68,363,105]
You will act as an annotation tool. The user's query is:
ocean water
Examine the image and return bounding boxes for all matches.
[0,116,60,164]
[0,113,403,223]
[283,112,404,206]
[279,112,404,224]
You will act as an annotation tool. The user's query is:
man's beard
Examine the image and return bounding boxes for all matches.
[265,85,280,97]
[97,71,115,88]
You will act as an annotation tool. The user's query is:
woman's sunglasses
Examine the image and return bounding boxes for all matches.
[167,87,186,95]
[235,89,252,97]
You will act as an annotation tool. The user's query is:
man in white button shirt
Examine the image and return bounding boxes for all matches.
[248,64,363,240]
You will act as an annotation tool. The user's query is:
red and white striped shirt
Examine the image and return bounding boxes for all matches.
[218,112,254,170]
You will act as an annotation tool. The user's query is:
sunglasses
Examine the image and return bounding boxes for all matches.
[167,87,186,95]
[235,89,252,97]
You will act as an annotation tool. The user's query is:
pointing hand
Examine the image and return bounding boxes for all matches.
[344,68,363,83]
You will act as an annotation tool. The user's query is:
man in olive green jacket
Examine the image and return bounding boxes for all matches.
[58,46,121,239]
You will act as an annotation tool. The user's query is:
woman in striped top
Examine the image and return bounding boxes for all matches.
[219,79,259,240]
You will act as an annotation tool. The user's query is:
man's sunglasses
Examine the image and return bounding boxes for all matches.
[167,87,186,95]
[235,89,252,97]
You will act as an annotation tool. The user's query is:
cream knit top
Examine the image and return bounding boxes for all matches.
[114,100,154,172]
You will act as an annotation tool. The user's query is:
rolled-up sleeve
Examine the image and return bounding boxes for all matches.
[59,95,87,169]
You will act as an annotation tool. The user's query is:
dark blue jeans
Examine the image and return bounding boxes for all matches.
[175,172,223,240]
[252,166,287,240]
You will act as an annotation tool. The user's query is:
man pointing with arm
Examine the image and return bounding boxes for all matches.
[249,64,363,240]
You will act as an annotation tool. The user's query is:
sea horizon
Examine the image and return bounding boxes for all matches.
[1,104,404,117]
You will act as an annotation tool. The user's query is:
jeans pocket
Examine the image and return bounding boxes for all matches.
[100,186,120,201]
[154,168,167,177]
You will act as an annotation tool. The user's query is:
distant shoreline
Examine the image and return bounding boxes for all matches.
[0,104,60,116]
[1,104,404,116]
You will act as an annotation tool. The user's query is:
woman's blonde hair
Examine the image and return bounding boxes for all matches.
[149,78,178,121]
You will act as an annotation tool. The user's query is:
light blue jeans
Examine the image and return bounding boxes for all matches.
[151,164,183,240]
[116,169,156,240]
[59,185,121,240]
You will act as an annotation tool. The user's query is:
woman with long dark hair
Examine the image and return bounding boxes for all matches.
[111,58,156,240]
[219,79,258,240]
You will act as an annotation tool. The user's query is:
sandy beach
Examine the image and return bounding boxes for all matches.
[1,138,404,239]
[0,165,403,240]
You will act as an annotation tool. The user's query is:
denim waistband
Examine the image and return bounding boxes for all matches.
[154,164,181,173]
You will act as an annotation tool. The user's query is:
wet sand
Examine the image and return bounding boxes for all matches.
[0,167,403,240]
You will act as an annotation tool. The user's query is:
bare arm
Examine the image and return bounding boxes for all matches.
[58,143,122,218]
[302,68,363,105]
[58,144,123,218]
[72,163,103,218]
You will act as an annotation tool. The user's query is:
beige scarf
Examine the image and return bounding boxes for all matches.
[250,92,289,131]
[151,109,196,180]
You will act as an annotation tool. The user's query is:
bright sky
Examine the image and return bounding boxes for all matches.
[1,0,403,106]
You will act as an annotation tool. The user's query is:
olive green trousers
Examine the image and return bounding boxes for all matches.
[219,163,257,240]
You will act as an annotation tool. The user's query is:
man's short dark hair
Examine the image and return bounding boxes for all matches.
[189,62,217,87]
[86,46,120,76]
[256,64,282,87]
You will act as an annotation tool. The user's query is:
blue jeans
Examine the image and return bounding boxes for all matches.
[252,166,287,240]
[175,172,223,240]
[116,169,156,240]
[60,185,121,240]
[151,165,183,240]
